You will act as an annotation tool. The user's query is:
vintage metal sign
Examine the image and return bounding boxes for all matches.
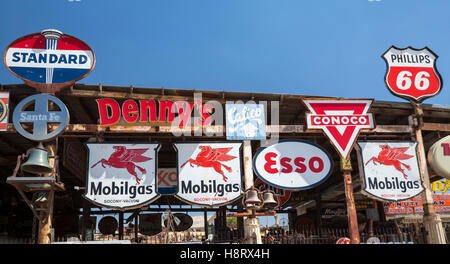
[0,92,9,131]
[382,46,442,102]
[427,135,450,179]
[225,104,265,140]
[4,29,95,93]
[303,99,374,159]
[12,94,69,141]
[253,140,332,190]
[356,141,424,201]
[157,168,177,194]
[84,143,160,210]
[383,178,450,215]
[174,142,242,207]
[96,98,213,127]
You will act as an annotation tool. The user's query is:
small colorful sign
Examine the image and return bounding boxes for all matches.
[428,135,450,179]
[382,46,442,102]
[356,141,424,202]
[0,92,9,131]
[84,143,160,210]
[12,94,70,141]
[383,178,450,215]
[225,104,265,140]
[303,99,374,159]
[174,142,242,207]
[157,168,177,194]
[4,29,95,93]
[253,140,332,190]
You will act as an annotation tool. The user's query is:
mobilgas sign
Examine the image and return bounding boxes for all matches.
[84,143,160,210]
[12,94,69,141]
[4,29,95,93]
[174,142,242,207]
[253,140,332,190]
[382,46,442,102]
[356,141,424,202]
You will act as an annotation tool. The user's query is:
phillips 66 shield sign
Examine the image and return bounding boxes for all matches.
[382,46,442,102]
[174,142,242,207]
[84,143,160,210]
[356,142,424,201]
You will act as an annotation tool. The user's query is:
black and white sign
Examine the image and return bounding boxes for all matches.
[356,141,424,201]
[84,143,160,210]
[174,142,242,207]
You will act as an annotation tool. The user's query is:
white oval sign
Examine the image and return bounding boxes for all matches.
[253,140,333,190]
[428,135,450,179]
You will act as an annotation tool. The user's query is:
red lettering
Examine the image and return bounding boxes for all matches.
[175,101,195,127]
[139,100,157,123]
[442,143,450,156]
[264,152,278,174]
[158,101,175,122]
[122,100,139,123]
[280,157,292,173]
[294,157,307,173]
[96,99,120,127]
[309,156,324,173]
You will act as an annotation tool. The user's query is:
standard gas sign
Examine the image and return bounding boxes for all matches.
[382,46,442,102]
[253,140,332,190]
[174,142,242,207]
[84,143,160,210]
[356,141,424,201]
[4,29,95,93]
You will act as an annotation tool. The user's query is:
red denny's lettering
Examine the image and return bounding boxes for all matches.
[96,98,213,127]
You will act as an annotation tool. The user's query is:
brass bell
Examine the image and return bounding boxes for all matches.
[263,191,277,209]
[21,146,53,174]
[245,190,262,208]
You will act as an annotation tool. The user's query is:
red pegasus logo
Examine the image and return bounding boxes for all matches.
[91,146,152,184]
[365,145,414,179]
[180,146,236,182]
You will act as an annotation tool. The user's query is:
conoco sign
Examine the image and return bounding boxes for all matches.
[253,140,332,190]
[382,46,442,102]
[4,29,95,93]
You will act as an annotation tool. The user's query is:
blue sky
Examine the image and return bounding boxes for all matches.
[1,0,449,231]
[1,0,450,105]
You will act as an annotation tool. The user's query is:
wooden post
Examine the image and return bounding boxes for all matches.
[341,157,360,244]
[37,142,56,244]
[204,208,209,239]
[242,140,262,244]
[134,212,139,243]
[412,103,446,244]
[119,212,124,240]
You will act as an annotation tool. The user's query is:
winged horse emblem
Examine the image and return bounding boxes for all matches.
[365,145,414,179]
[180,146,237,182]
[91,146,152,184]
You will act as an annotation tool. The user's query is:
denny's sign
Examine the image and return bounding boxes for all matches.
[96,98,213,127]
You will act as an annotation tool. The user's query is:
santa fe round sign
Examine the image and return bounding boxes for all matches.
[253,140,333,190]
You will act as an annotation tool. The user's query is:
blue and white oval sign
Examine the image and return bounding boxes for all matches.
[253,140,333,190]
[4,29,95,93]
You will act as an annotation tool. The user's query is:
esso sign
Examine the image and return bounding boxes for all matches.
[253,140,332,190]
[382,46,442,102]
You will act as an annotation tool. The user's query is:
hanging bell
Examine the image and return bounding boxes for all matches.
[263,191,277,209]
[21,147,53,174]
[245,190,262,208]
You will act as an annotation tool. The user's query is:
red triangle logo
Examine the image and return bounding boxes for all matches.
[303,100,374,159]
